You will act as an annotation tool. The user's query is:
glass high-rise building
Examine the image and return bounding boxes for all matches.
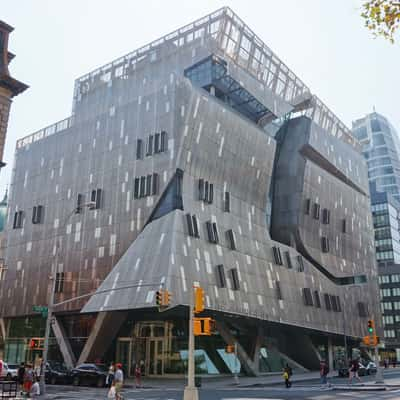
[352,112,400,202]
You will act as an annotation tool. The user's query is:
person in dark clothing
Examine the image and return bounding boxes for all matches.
[17,363,25,394]
[349,359,361,383]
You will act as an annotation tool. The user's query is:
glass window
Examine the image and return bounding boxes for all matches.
[371,119,381,132]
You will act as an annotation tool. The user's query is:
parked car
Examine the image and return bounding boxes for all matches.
[4,363,18,380]
[0,363,13,381]
[364,361,377,375]
[338,362,368,377]
[70,363,107,387]
[45,362,71,385]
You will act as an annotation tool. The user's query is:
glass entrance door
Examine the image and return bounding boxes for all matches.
[116,339,132,376]
[147,338,164,376]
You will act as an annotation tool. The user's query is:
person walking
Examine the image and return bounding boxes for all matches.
[134,363,142,388]
[30,377,40,398]
[114,363,124,400]
[17,362,25,395]
[283,366,291,388]
[107,362,115,388]
[348,359,361,384]
[320,360,329,385]
[23,364,34,397]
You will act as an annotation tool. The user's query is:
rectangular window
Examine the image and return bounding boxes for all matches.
[305,198,311,215]
[160,131,167,152]
[32,205,44,224]
[314,291,321,308]
[272,246,283,265]
[146,135,154,156]
[154,133,161,153]
[152,173,159,195]
[134,178,140,199]
[297,255,305,272]
[226,229,236,250]
[204,181,209,202]
[140,176,146,197]
[146,175,152,196]
[230,268,240,290]
[330,295,338,312]
[199,179,205,201]
[186,213,194,237]
[303,288,313,306]
[55,272,64,293]
[342,219,347,233]
[192,215,200,238]
[13,211,24,229]
[212,222,219,244]
[276,281,283,300]
[90,188,103,209]
[335,296,342,312]
[76,194,84,214]
[285,251,292,269]
[322,209,330,224]
[136,139,143,159]
[207,184,214,204]
[357,302,368,317]
[321,237,329,253]
[224,191,230,212]
[324,294,332,310]
[215,264,226,288]
[313,203,320,219]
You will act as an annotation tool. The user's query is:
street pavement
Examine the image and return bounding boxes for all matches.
[4,368,400,399]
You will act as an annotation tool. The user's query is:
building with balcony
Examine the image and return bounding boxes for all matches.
[0,8,380,376]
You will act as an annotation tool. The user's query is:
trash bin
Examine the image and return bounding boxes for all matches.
[195,376,202,387]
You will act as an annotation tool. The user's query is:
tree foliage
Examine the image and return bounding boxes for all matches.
[362,0,400,42]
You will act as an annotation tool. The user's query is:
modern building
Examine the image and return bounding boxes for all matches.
[352,112,400,203]
[370,184,400,360]
[0,8,380,376]
[0,20,28,170]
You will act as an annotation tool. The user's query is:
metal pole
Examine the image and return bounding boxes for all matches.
[40,244,57,396]
[183,285,198,400]
[343,311,348,367]
[375,343,384,384]
[234,341,239,385]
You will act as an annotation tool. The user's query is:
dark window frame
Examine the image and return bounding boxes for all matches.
[215,264,227,288]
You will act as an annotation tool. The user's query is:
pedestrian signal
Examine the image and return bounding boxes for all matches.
[29,337,44,350]
[194,287,205,314]
[225,345,235,353]
[193,317,215,336]
[367,319,375,334]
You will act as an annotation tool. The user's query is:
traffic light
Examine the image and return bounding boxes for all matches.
[363,335,380,346]
[367,319,375,334]
[363,336,371,346]
[163,290,172,306]
[193,317,216,336]
[225,345,235,353]
[194,287,204,314]
[29,338,44,350]
[156,290,163,306]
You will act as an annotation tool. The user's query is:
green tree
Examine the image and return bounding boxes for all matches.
[361,0,400,42]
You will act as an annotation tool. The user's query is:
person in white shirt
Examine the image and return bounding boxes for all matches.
[30,378,41,398]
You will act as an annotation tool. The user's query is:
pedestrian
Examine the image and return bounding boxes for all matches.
[392,358,397,368]
[348,359,361,384]
[24,364,34,397]
[30,377,40,398]
[134,363,142,388]
[17,362,25,394]
[0,359,3,377]
[283,367,291,388]
[114,363,124,400]
[384,358,389,368]
[320,360,329,385]
[107,362,115,388]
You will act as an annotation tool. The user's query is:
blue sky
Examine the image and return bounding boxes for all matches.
[1,0,399,195]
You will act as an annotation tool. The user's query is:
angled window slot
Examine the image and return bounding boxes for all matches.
[146,175,152,197]
[322,208,330,224]
[198,179,205,201]
[208,183,214,204]
[296,255,305,272]
[226,229,236,250]
[154,132,161,153]
[302,288,313,306]
[276,281,283,299]
[285,251,292,269]
[192,215,200,238]
[212,222,219,244]
[186,213,194,236]
[313,290,321,308]
[305,198,311,215]
[152,173,159,195]
[230,268,240,290]
[136,139,143,159]
[146,135,154,156]
[224,191,230,212]
[140,176,146,197]
[215,264,226,288]
[272,246,283,265]
[134,178,140,199]
[324,293,332,310]
[76,194,84,214]
[313,203,320,219]
[160,131,167,152]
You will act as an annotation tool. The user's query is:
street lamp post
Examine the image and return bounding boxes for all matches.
[40,201,95,396]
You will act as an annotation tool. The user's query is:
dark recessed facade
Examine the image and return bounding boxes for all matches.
[0,8,380,375]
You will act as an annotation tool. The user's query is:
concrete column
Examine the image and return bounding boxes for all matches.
[216,320,258,376]
[52,316,76,369]
[328,337,334,372]
[0,317,6,342]
[78,311,128,365]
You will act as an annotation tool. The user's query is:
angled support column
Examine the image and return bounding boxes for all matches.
[216,320,258,376]
[52,316,76,369]
[0,318,6,342]
[78,311,128,365]
[251,326,263,374]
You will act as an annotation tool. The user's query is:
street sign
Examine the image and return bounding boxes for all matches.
[33,305,48,317]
